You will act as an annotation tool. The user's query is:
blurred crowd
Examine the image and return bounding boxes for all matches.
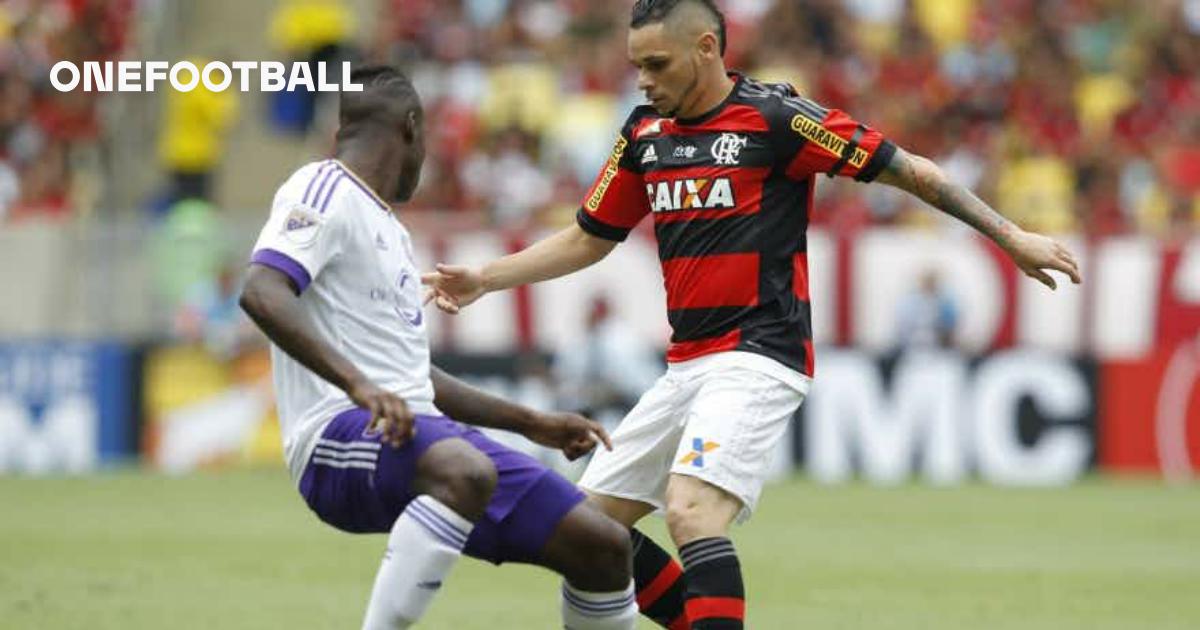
[2,0,1198,239]
[0,0,132,223]
[360,0,1200,239]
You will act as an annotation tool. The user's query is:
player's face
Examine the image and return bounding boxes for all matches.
[629,23,700,117]
[395,111,425,203]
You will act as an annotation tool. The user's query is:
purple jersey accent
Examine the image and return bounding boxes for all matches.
[318,173,346,214]
[251,248,312,294]
[303,160,334,205]
[310,165,339,209]
[298,410,585,564]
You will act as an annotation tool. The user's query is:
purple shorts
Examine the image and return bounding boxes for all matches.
[298,409,585,565]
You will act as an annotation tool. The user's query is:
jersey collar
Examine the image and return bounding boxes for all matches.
[332,158,394,214]
[674,72,744,127]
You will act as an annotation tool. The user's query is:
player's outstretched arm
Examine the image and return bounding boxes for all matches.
[240,265,414,446]
[874,146,1082,290]
[429,366,611,460]
[423,224,617,314]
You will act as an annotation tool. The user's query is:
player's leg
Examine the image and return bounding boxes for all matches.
[538,499,641,629]
[299,410,499,630]
[665,475,744,630]
[577,372,696,628]
[449,428,640,629]
[586,492,689,629]
[664,366,807,629]
[360,437,498,630]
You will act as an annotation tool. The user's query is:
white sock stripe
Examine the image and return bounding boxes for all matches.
[316,438,382,451]
[405,499,465,542]
[311,457,376,470]
[405,508,467,549]
[410,496,475,533]
[410,501,470,540]
[312,447,378,461]
[406,506,467,548]
[561,592,636,610]
[409,498,472,538]
[561,588,636,616]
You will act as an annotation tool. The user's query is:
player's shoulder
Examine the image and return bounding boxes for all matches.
[272,159,364,218]
[274,159,336,204]
[734,75,830,126]
[620,105,664,141]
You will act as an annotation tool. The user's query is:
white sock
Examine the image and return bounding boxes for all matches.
[361,495,474,630]
[561,580,638,630]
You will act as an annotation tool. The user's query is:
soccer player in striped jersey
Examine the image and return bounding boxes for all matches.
[423,1,1082,628]
[241,65,640,629]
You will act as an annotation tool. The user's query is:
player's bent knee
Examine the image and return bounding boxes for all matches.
[413,439,497,522]
[664,484,740,545]
[546,504,632,591]
[576,516,632,590]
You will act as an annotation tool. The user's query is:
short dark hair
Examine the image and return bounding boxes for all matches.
[630,0,727,56]
[339,65,421,130]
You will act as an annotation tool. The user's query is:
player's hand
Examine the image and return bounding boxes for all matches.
[349,380,415,448]
[524,411,613,461]
[421,264,486,315]
[1004,230,1082,290]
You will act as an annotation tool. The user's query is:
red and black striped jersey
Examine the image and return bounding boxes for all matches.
[576,73,896,377]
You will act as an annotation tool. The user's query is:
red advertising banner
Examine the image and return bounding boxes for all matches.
[1100,337,1200,479]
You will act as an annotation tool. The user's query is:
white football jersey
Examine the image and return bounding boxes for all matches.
[250,159,437,481]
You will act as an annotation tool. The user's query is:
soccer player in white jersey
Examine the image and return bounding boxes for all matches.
[240,65,640,629]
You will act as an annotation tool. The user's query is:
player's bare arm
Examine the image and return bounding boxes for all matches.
[422,223,617,313]
[429,365,612,460]
[239,264,415,446]
[875,146,1083,290]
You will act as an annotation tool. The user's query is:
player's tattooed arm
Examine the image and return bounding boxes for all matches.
[874,146,1082,289]
[875,146,1015,246]
[430,366,611,459]
[240,265,414,446]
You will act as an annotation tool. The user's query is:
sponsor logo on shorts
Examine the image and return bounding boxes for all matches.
[790,114,869,168]
[678,438,720,468]
[586,135,628,212]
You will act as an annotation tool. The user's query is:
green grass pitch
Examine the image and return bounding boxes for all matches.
[2,469,1197,629]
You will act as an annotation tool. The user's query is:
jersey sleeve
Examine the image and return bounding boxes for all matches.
[575,111,653,242]
[771,93,896,183]
[249,175,345,294]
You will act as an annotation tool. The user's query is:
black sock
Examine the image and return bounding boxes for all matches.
[631,529,689,629]
[680,537,744,629]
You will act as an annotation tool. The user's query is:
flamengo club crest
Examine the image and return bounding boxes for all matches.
[711,133,748,165]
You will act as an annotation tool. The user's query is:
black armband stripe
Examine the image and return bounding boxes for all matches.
[576,208,632,242]
[827,124,867,178]
[855,140,898,183]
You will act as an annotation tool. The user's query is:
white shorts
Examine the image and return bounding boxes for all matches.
[578,351,809,523]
